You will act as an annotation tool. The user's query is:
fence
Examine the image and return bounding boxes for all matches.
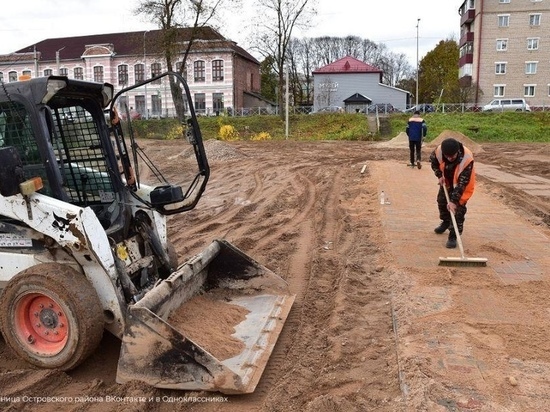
[142,103,550,119]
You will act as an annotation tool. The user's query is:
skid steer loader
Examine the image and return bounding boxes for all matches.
[0,73,294,394]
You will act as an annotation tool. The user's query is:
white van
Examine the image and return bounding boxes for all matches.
[482,98,531,112]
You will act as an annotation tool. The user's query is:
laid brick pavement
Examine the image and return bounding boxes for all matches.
[371,160,550,281]
[369,159,550,410]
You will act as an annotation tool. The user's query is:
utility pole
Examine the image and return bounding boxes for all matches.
[34,45,38,77]
[56,47,66,75]
[416,18,420,108]
[143,30,150,120]
[285,65,289,139]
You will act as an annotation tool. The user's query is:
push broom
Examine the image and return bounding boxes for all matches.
[438,185,488,267]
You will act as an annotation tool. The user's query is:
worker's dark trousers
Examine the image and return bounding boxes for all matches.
[437,186,467,237]
[409,140,422,164]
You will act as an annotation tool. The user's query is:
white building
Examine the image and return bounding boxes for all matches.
[0,27,265,117]
[312,56,409,112]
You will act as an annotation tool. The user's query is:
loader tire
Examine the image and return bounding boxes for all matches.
[0,263,104,371]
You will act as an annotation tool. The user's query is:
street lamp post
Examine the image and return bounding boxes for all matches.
[143,30,150,120]
[415,18,420,108]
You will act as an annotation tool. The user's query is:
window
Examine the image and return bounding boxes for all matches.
[527,38,539,50]
[152,94,162,117]
[499,0,510,3]
[44,69,53,76]
[498,14,510,27]
[194,61,205,82]
[134,64,145,83]
[151,63,162,84]
[212,60,224,81]
[525,61,538,74]
[495,63,507,74]
[74,67,83,80]
[118,65,128,86]
[93,66,104,83]
[176,61,187,79]
[22,70,32,78]
[213,93,224,113]
[496,39,508,51]
[529,14,541,26]
[194,93,206,113]
[9,71,17,82]
[135,95,145,117]
[0,72,3,82]
[524,85,536,97]
[494,85,505,97]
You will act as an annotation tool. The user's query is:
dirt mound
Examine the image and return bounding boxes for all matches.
[429,129,484,154]
[372,131,409,148]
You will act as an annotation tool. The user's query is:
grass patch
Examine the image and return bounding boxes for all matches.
[131,112,550,143]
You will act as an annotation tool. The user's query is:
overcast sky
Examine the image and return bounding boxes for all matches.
[1,0,459,67]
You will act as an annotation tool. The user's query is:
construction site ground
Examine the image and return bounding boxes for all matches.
[1,132,550,412]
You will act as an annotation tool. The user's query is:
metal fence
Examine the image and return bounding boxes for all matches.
[143,103,550,119]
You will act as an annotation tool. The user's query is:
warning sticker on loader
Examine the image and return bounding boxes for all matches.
[0,234,32,247]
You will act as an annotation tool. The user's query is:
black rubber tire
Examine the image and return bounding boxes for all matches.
[0,263,104,371]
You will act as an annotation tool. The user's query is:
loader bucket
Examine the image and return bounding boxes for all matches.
[116,239,295,394]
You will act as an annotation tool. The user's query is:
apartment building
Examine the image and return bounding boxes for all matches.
[458,0,550,107]
[0,27,262,117]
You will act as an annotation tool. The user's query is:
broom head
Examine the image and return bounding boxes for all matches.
[439,256,488,267]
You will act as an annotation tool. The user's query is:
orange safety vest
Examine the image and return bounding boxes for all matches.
[435,145,476,205]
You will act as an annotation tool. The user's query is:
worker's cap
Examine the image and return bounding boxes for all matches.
[441,138,460,156]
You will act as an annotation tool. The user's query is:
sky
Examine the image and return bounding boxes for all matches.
[1,0,460,67]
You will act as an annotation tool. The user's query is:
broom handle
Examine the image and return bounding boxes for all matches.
[442,185,466,259]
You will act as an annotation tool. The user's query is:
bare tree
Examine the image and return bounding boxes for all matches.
[251,0,317,118]
[135,0,239,118]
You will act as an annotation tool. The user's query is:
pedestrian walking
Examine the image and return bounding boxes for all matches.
[406,110,427,169]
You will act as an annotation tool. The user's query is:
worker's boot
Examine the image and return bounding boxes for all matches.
[434,221,450,234]
[446,232,457,249]
[416,160,422,169]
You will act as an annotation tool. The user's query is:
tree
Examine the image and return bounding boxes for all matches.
[135,0,239,118]
[260,56,278,103]
[251,0,317,118]
[418,38,460,104]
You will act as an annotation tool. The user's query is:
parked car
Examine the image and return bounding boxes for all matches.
[119,108,142,120]
[363,103,401,114]
[405,104,434,113]
[311,106,344,114]
[482,98,531,112]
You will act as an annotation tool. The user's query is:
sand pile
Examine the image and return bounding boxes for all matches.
[374,130,483,154]
[428,130,484,154]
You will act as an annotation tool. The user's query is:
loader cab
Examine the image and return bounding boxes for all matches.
[0,77,125,231]
[0,73,210,235]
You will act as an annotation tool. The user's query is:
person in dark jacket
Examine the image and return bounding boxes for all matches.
[429,138,476,248]
[406,110,427,169]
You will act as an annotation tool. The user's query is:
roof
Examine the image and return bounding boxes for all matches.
[344,93,372,104]
[313,55,382,74]
[8,27,258,64]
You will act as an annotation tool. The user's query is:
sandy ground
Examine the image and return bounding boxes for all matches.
[1,133,549,411]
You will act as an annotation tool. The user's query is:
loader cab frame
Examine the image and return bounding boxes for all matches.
[0,73,210,237]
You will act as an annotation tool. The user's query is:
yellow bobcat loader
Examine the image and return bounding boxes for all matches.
[0,73,294,394]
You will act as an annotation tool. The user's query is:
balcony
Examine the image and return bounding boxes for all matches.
[459,53,474,66]
[459,32,474,47]
[460,9,475,26]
